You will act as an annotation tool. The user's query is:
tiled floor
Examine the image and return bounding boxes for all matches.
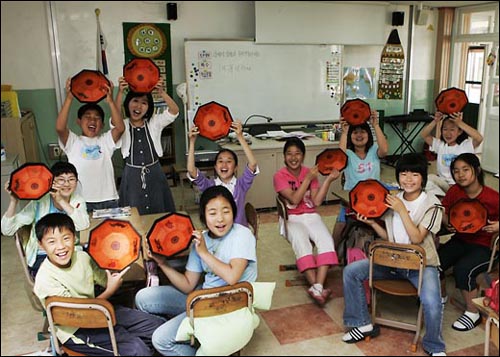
[1,168,498,356]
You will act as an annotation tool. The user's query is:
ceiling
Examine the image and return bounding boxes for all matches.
[387,1,495,8]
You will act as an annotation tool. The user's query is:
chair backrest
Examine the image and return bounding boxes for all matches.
[185,281,254,347]
[488,234,499,273]
[45,296,118,356]
[369,241,426,294]
[245,202,259,240]
[275,195,289,239]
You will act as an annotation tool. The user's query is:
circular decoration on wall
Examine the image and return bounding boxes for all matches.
[127,23,167,58]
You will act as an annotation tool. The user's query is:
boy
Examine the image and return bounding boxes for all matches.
[56,77,124,212]
[2,161,88,277]
[341,153,446,356]
[34,213,164,355]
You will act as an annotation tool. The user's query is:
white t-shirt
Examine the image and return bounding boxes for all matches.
[59,130,119,203]
[392,191,427,244]
[430,137,475,184]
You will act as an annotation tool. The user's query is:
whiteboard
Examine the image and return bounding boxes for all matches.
[185,40,342,124]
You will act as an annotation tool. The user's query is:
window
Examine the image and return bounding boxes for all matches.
[465,46,485,104]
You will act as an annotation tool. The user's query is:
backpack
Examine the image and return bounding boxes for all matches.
[484,279,499,314]
[340,219,377,264]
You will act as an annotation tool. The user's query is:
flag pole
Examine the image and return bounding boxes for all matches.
[95,8,109,77]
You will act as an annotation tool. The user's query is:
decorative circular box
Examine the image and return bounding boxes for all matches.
[435,87,468,115]
[449,198,488,234]
[193,101,234,141]
[71,69,110,103]
[349,179,389,219]
[123,58,160,93]
[9,163,53,200]
[315,148,348,176]
[147,212,195,257]
[341,99,371,126]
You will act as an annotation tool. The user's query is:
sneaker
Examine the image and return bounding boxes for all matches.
[425,350,447,356]
[308,286,326,305]
[441,295,448,304]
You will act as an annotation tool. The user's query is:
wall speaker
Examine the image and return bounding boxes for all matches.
[392,12,404,26]
[167,3,177,21]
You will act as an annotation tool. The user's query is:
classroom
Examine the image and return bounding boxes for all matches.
[1,1,499,356]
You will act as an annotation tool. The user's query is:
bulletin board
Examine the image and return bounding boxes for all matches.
[185,40,343,124]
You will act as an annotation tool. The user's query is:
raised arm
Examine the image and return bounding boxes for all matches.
[187,126,199,178]
[55,78,73,146]
[156,79,179,116]
[311,168,340,206]
[450,112,483,148]
[232,121,257,173]
[105,81,125,143]
[339,118,349,152]
[420,111,444,146]
[113,76,128,110]
[370,110,388,158]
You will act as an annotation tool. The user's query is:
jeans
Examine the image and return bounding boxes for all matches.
[343,259,446,354]
[135,285,196,356]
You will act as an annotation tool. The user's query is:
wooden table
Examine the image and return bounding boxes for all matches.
[473,297,499,356]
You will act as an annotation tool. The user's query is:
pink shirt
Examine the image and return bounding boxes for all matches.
[273,166,319,215]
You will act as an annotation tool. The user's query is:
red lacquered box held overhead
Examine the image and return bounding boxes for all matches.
[193,101,234,141]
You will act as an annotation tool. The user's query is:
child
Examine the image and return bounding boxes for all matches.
[273,137,340,305]
[1,161,88,277]
[331,110,388,257]
[134,185,257,355]
[438,153,499,331]
[421,111,483,193]
[56,77,124,212]
[342,153,446,356]
[187,120,258,227]
[33,212,164,355]
[114,77,179,215]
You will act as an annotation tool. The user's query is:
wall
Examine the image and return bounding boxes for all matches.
[1,1,437,168]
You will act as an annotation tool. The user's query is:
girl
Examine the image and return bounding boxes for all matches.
[1,161,89,277]
[187,121,258,227]
[273,137,340,305]
[421,111,483,193]
[331,110,389,257]
[342,153,446,356]
[134,185,257,356]
[114,77,179,215]
[438,153,499,331]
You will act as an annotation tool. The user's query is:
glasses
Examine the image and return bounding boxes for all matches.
[54,177,77,185]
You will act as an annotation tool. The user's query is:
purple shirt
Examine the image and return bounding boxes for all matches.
[193,165,257,227]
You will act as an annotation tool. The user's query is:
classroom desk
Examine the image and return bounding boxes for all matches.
[473,297,499,356]
[383,113,433,166]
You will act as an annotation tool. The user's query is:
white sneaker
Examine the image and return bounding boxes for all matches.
[441,295,448,304]
[431,352,446,356]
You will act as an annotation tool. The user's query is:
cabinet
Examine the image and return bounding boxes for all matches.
[1,153,19,216]
[1,111,39,165]
[222,137,339,209]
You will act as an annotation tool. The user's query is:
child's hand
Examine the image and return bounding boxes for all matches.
[384,194,405,214]
[231,121,243,137]
[189,126,199,140]
[449,112,463,125]
[146,249,167,266]
[369,110,379,127]
[482,219,499,234]
[105,266,130,292]
[104,81,114,103]
[327,168,340,181]
[432,111,444,123]
[155,78,165,94]
[356,212,376,226]
[117,76,128,93]
[4,181,17,202]
[340,118,349,132]
[307,165,319,180]
[192,230,208,255]
[65,77,73,99]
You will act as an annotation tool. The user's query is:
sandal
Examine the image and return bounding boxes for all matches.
[342,324,380,344]
[452,313,481,331]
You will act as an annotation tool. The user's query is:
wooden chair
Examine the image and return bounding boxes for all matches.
[45,296,118,356]
[245,202,259,240]
[14,225,49,340]
[368,241,426,352]
[185,281,254,353]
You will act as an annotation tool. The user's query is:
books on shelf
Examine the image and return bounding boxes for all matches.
[92,206,131,219]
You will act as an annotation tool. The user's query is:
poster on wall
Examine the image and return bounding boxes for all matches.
[122,22,173,104]
[377,29,404,100]
[343,67,376,99]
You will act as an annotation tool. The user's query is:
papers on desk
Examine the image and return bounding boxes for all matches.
[255,130,316,140]
[93,206,132,219]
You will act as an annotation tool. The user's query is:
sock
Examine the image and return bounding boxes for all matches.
[464,311,480,322]
[313,283,323,293]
